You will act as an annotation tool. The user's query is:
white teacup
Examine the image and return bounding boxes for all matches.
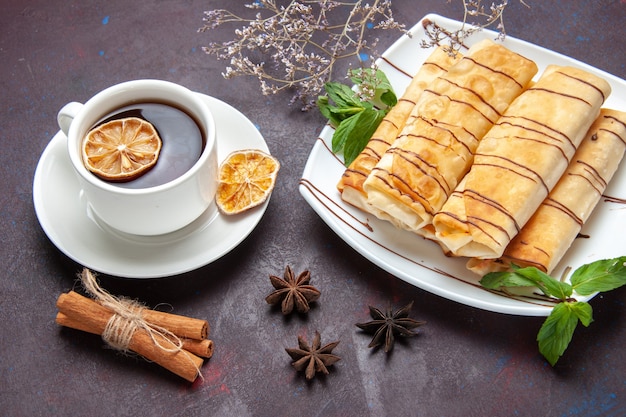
[57,79,218,236]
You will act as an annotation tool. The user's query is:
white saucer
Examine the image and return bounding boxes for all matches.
[33,94,271,278]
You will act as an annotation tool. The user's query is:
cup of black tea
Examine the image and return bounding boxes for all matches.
[57,80,217,235]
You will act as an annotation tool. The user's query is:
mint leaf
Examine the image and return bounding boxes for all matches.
[324,82,363,109]
[570,301,593,327]
[479,258,624,367]
[331,111,360,153]
[570,256,626,296]
[318,68,397,166]
[517,267,573,300]
[331,108,383,160]
[537,302,583,365]
[316,95,337,125]
[317,83,366,128]
[480,265,573,300]
[379,89,397,109]
[479,270,539,290]
[342,109,386,166]
[480,266,564,298]
[374,69,397,108]
[349,68,397,108]
[348,68,398,107]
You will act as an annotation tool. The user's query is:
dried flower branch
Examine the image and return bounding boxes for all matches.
[422,0,529,54]
[198,1,525,108]
[198,0,406,109]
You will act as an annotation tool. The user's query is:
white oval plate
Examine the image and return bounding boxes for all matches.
[299,14,626,316]
[34,94,271,278]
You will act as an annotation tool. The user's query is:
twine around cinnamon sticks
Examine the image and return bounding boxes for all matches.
[55,268,213,382]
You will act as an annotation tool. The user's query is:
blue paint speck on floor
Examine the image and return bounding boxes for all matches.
[99,50,105,56]
[562,385,619,416]
[102,16,109,25]
[495,354,512,370]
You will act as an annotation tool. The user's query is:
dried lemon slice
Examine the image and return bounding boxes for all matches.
[216,149,280,215]
[82,117,162,181]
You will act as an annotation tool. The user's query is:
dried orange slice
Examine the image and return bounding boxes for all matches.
[82,117,162,181]
[216,149,280,215]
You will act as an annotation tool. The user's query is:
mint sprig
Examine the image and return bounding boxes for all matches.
[317,68,397,166]
[480,257,626,365]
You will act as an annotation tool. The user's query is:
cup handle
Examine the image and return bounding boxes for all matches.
[57,102,83,136]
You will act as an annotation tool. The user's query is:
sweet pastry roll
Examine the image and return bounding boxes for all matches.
[338,46,461,215]
[433,65,612,259]
[467,109,626,275]
[363,39,538,232]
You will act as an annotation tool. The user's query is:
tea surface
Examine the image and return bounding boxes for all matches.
[92,102,204,188]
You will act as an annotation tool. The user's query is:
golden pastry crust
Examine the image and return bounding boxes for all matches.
[467,108,626,275]
[364,39,538,232]
[433,65,612,259]
[338,46,461,215]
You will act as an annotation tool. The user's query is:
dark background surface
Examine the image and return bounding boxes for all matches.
[1,1,625,416]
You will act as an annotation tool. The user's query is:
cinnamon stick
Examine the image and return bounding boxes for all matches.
[60,291,208,339]
[56,292,203,382]
[57,312,214,359]
[56,311,97,335]
[182,338,214,359]
[142,309,209,341]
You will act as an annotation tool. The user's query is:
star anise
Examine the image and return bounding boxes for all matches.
[265,266,320,315]
[285,331,340,380]
[355,301,425,353]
